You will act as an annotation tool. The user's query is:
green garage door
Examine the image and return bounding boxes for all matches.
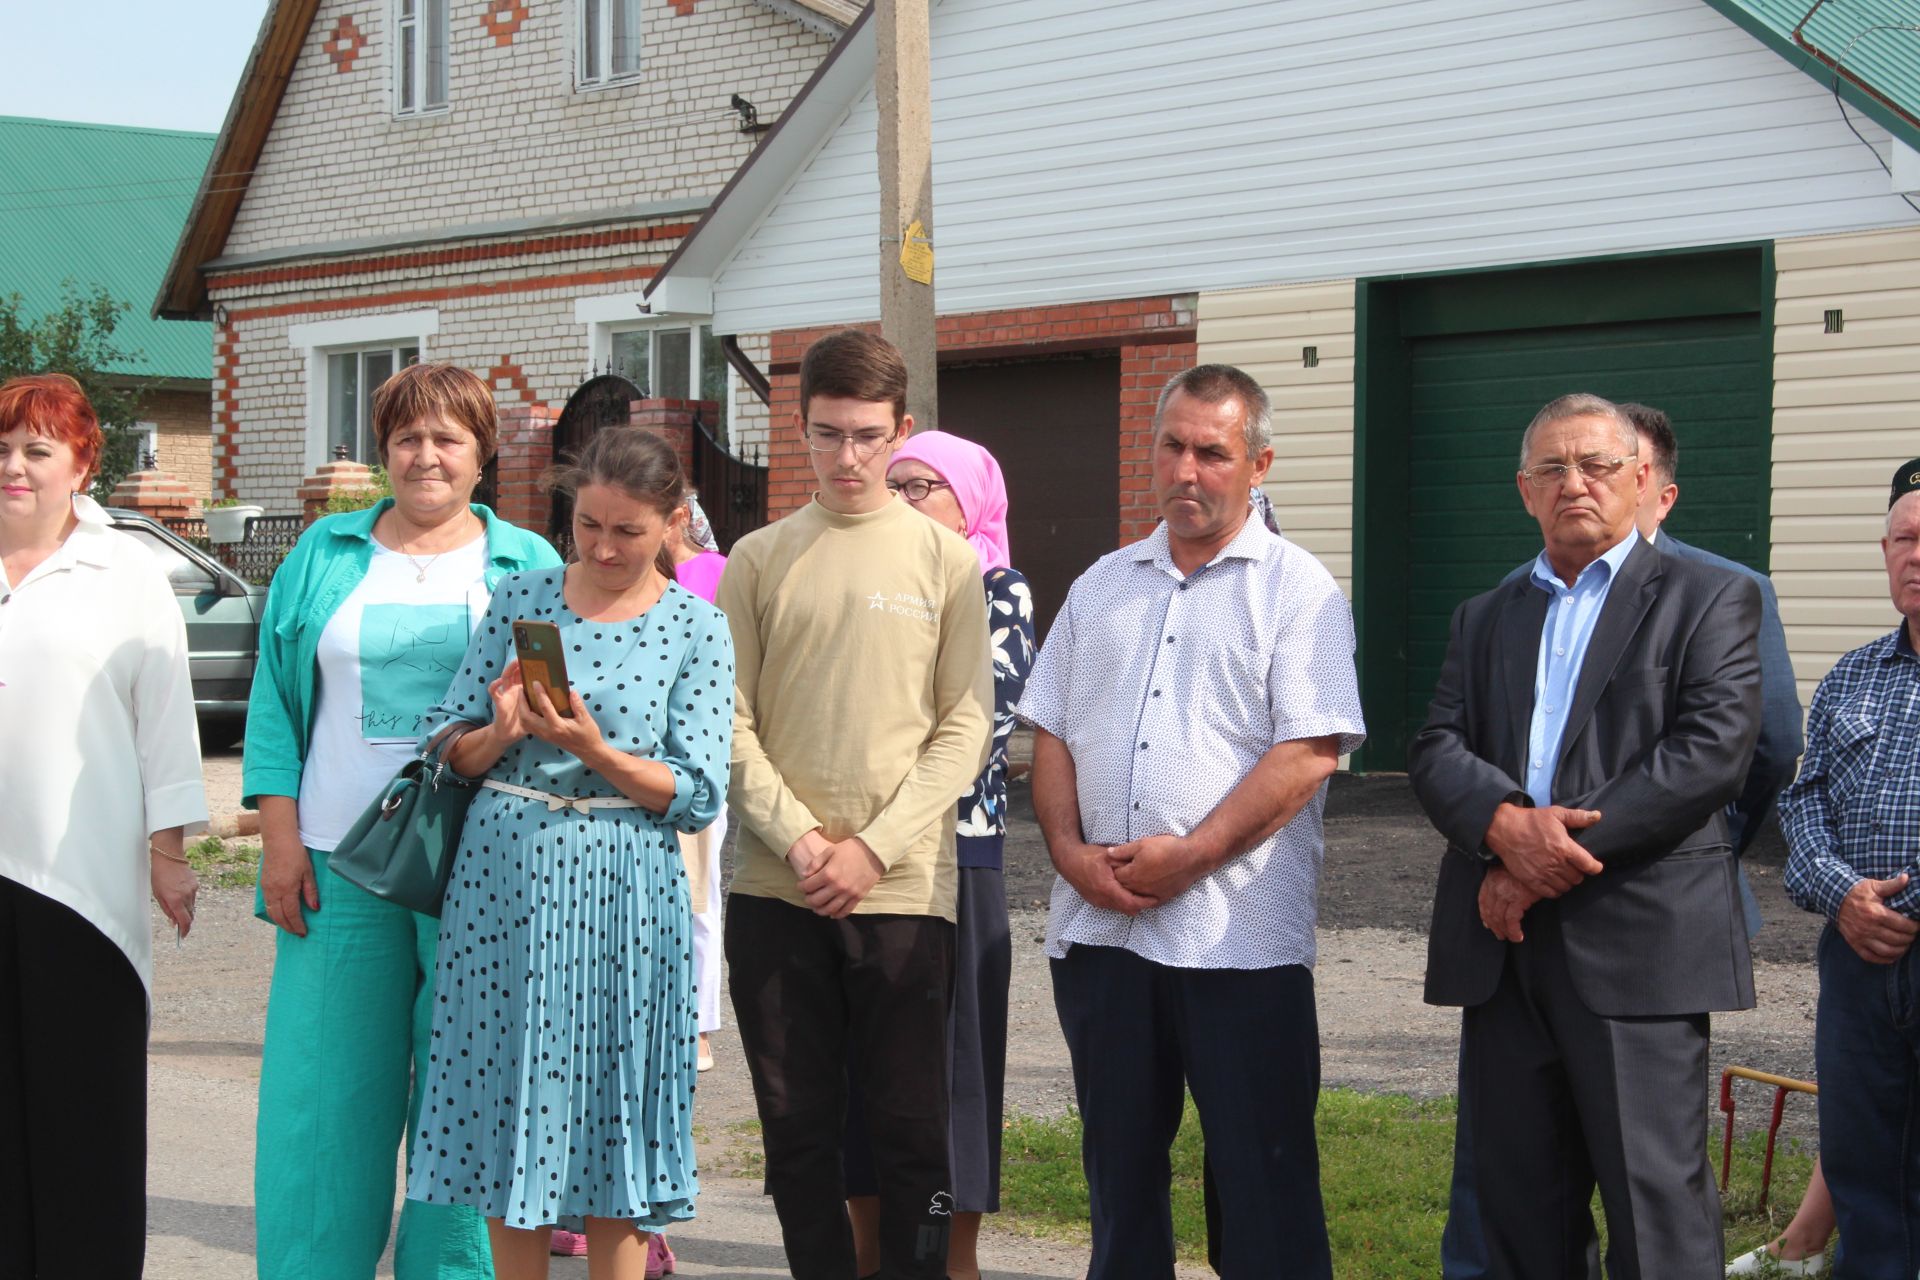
[1356,247,1773,770]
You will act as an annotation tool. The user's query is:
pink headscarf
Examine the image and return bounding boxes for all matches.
[891,429,1011,572]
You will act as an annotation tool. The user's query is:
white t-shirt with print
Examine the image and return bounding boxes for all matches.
[298,535,490,852]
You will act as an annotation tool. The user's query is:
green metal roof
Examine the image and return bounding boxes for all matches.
[0,116,214,382]
[1704,1,1920,153]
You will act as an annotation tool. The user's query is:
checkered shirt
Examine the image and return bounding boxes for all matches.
[1016,515,1366,970]
[1781,624,1920,921]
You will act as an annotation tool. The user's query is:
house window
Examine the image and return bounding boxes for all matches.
[327,345,420,463]
[396,0,449,115]
[578,0,642,88]
[607,323,729,439]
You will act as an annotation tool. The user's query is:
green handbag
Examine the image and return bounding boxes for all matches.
[329,724,478,916]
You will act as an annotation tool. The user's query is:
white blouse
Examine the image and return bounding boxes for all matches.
[0,496,208,1006]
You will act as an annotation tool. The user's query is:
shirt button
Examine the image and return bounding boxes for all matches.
[1152,689,1162,697]
[1133,801,1141,810]
[1139,742,1149,751]
[1561,596,1572,606]
[1178,581,1189,591]
[1555,648,1565,656]
[1166,635,1175,644]
[1545,705,1554,714]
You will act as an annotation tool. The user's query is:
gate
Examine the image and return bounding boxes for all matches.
[689,404,767,554]
[546,373,648,557]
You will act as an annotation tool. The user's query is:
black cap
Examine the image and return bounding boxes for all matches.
[1893,458,1920,509]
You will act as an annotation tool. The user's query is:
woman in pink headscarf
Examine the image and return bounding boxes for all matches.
[841,431,1033,1280]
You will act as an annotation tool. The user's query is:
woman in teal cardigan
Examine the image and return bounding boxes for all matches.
[242,363,561,1280]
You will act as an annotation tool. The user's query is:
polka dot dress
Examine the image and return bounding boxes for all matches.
[405,570,735,1229]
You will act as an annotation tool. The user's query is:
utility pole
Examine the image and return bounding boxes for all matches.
[876,0,937,432]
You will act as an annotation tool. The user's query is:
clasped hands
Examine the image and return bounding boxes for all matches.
[1058,834,1206,918]
[786,828,885,920]
[1477,802,1606,942]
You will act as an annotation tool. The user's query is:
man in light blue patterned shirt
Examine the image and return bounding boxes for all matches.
[1779,458,1920,1278]
[1018,364,1365,1280]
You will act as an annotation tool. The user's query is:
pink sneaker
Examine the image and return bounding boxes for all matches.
[549,1228,589,1256]
[646,1232,676,1278]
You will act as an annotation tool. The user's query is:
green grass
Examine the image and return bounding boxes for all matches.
[185,834,260,889]
[996,1091,1821,1276]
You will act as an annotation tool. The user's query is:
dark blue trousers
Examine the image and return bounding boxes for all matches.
[1050,944,1330,1280]
[1816,923,1920,1279]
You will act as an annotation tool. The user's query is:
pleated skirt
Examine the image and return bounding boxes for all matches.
[405,791,699,1228]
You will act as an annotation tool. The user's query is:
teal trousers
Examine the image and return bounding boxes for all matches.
[255,849,491,1280]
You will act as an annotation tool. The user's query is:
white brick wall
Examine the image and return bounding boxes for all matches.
[225,0,832,254]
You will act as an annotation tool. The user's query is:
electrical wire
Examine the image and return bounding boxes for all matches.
[1799,1,1920,216]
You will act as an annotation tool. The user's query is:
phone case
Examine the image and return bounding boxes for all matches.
[512,620,575,718]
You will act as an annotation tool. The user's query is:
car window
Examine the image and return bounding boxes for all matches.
[121,525,219,595]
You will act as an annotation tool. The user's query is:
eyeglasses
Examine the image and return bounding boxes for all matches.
[805,426,897,458]
[886,477,953,503]
[1520,453,1637,489]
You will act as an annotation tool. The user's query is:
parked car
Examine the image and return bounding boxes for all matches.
[107,509,264,718]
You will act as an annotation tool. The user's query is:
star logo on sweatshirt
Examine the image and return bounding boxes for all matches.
[867,591,888,610]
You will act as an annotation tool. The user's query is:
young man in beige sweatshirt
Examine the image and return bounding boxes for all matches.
[717,329,993,1280]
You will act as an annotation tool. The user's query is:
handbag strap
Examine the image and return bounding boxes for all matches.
[420,720,479,787]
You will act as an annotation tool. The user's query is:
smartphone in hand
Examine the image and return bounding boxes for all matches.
[512,620,575,718]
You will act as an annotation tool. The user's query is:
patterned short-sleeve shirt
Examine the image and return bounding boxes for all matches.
[1017,514,1365,970]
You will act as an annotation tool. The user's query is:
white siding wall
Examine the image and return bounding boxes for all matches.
[712,0,1918,336]
[1772,227,1920,707]
[1196,281,1357,594]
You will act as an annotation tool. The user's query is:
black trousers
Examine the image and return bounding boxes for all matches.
[1051,944,1330,1280]
[0,874,149,1279]
[1463,903,1721,1280]
[726,893,955,1280]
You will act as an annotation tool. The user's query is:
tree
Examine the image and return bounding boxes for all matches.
[0,285,147,500]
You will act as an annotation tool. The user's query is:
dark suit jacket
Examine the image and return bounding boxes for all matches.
[1657,535,1803,857]
[1413,537,1763,1018]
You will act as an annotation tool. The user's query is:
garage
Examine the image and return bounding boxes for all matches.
[1355,247,1773,769]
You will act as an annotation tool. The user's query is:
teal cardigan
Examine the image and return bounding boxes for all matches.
[240,499,563,810]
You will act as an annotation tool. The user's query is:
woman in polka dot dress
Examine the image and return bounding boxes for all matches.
[406,427,734,1280]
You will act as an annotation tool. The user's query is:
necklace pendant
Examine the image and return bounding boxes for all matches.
[416,569,428,583]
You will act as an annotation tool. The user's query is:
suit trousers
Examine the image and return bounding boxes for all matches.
[1050,943,1330,1280]
[0,875,148,1280]
[725,893,955,1280]
[1814,923,1920,1278]
[1462,902,1722,1280]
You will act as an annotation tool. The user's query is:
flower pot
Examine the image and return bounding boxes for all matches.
[206,504,264,543]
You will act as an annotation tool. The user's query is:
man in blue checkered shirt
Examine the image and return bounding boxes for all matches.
[1780,455,1920,1278]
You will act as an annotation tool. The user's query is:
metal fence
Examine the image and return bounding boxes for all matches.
[160,515,211,551]
[224,515,305,584]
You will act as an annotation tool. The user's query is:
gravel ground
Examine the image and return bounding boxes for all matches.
[155,747,1825,1276]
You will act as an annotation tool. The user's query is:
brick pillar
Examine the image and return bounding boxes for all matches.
[626,398,716,480]
[297,454,379,525]
[1118,340,1197,544]
[108,466,197,523]
[766,358,809,519]
[495,404,559,531]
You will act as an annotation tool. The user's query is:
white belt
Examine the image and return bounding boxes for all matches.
[481,780,640,815]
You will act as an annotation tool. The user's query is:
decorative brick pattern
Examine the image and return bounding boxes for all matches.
[322,14,367,72]
[212,322,241,501]
[763,296,1198,544]
[481,0,529,45]
[208,225,692,294]
[669,0,702,13]
[488,358,538,405]
[225,0,833,255]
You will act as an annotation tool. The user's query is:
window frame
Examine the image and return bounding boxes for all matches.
[576,0,643,90]
[590,316,734,442]
[395,0,450,117]
[289,311,439,473]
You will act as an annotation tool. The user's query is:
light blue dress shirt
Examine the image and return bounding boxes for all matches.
[1523,532,1640,807]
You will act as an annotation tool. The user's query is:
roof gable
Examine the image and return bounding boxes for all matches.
[1703,1,1920,151]
[0,116,214,381]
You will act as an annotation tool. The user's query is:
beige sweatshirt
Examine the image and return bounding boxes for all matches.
[716,496,993,922]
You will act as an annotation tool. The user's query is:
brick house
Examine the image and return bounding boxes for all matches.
[647,0,1920,766]
[2,116,216,502]
[154,0,852,526]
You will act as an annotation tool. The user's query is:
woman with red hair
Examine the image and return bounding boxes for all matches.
[0,372,207,1277]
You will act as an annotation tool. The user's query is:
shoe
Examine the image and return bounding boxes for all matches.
[550,1228,589,1257]
[697,1033,714,1072]
[646,1232,676,1278]
[1727,1243,1828,1276]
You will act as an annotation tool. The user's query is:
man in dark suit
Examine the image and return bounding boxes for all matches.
[1411,392,1763,1280]
[1439,403,1805,1279]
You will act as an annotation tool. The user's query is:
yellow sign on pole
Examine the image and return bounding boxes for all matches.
[899,219,934,286]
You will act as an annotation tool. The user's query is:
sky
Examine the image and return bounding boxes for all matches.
[1,0,270,135]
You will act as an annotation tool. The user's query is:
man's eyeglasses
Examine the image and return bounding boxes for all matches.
[805,426,896,458]
[886,477,953,503]
[1520,453,1637,489]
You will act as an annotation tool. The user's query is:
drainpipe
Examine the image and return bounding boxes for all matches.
[721,334,772,407]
